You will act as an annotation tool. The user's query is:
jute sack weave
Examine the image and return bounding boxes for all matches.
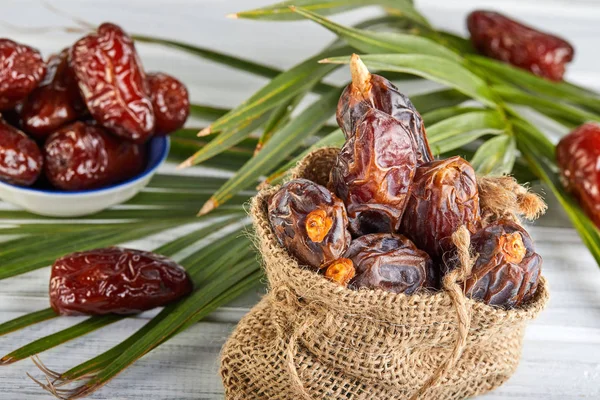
[220,148,549,400]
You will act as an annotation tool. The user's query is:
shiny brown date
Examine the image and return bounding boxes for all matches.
[467,10,574,81]
[463,220,541,308]
[330,108,417,236]
[556,123,600,229]
[0,39,46,110]
[268,179,351,269]
[147,72,190,135]
[20,49,84,140]
[337,55,432,164]
[71,23,154,143]
[346,234,436,294]
[401,156,481,260]
[0,117,43,186]
[49,247,193,315]
[44,121,146,191]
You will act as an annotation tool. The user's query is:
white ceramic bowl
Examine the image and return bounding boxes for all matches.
[0,136,170,217]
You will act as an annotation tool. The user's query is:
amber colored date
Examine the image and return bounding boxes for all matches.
[463,220,541,308]
[44,121,146,191]
[0,39,46,110]
[556,123,600,228]
[337,55,432,164]
[346,234,436,294]
[467,10,574,81]
[147,72,190,135]
[401,156,481,260]
[268,179,351,269]
[49,247,193,315]
[324,258,355,287]
[20,49,84,140]
[330,108,417,236]
[70,23,155,143]
[0,117,43,186]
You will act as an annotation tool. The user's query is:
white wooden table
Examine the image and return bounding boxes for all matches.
[1,1,600,398]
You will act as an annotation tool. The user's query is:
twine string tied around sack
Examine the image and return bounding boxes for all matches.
[271,285,319,400]
[409,225,476,400]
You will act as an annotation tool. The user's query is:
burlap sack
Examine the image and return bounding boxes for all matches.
[221,148,549,400]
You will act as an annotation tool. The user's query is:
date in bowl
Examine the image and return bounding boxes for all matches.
[0,136,169,217]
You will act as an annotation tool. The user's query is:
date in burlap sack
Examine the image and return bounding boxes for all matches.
[220,148,549,400]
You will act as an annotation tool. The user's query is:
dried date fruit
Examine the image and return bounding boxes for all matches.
[147,72,190,135]
[401,156,481,260]
[462,220,541,308]
[337,55,432,164]
[0,116,43,186]
[556,123,600,228]
[71,23,155,143]
[330,108,417,236]
[21,49,85,140]
[467,10,574,81]
[44,121,146,191]
[346,234,436,294]
[0,39,46,110]
[49,247,193,315]
[324,258,355,287]
[268,179,351,269]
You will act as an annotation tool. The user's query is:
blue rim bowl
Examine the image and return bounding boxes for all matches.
[0,136,169,217]
[0,136,170,196]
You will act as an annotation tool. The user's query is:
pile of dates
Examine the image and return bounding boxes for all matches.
[269,55,542,309]
[0,23,189,191]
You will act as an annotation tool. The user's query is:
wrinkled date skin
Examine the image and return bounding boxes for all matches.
[463,220,541,308]
[346,234,436,294]
[337,73,432,165]
[467,10,574,81]
[20,50,85,140]
[557,123,600,228]
[0,39,46,110]
[49,247,193,315]
[0,117,43,186]
[44,121,146,191]
[71,23,155,143]
[401,156,481,260]
[147,72,190,135]
[330,108,417,236]
[268,179,351,269]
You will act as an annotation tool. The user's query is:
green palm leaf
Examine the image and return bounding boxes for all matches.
[470,134,517,176]
[1,316,124,365]
[0,216,245,364]
[191,45,350,138]
[0,309,57,337]
[467,55,600,112]
[199,88,341,214]
[233,0,429,27]
[427,110,506,155]
[321,54,496,106]
[291,7,459,61]
[491,85,600,123]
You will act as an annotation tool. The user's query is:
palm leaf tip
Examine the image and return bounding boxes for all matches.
[177,157,194,169]
[226,13,238,19]
[197,126,212,137]
[0,355,15,365]
[198,198,218,216]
